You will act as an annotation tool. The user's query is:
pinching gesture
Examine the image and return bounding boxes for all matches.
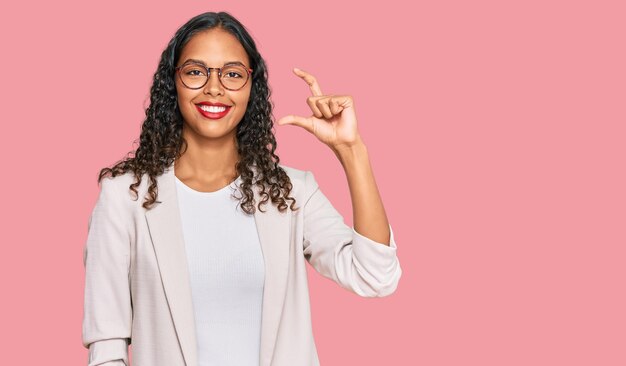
[277,68,361,151]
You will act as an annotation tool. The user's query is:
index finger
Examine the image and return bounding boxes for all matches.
[293,67,323,97]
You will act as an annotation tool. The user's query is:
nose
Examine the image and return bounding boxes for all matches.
[203,68,224,95]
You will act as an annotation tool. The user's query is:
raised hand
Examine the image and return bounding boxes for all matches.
[277,67,362,151]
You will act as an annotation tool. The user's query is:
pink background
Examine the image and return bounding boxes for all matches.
[1,0,624,365]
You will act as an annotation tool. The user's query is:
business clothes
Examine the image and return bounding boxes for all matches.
[82,161,402,366]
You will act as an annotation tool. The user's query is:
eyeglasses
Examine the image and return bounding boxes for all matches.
[175,61,253,91]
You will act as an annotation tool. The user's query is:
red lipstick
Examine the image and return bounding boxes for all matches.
[195,102,232,119]
[196,101,231,107]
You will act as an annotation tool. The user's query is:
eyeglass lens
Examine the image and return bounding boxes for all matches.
[179,64,249,90]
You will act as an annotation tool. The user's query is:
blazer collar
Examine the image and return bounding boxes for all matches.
[144,161,291,366]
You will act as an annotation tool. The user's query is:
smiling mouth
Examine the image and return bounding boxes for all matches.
[196,104,232,119]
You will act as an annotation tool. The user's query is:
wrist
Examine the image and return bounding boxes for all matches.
[331,134,366,155]
[331,136,368,166]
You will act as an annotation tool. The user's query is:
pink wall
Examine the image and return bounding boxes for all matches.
[1,0,624,365]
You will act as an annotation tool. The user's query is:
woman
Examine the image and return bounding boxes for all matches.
[82,11,401,366]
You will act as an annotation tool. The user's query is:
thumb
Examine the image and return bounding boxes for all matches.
[276,114,314,133]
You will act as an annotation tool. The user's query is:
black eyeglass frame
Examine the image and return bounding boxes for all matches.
[174,61,254,91]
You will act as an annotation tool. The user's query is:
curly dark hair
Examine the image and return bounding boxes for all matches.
[97,11,299,214]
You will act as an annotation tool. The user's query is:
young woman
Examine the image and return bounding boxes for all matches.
[82,11,401,366]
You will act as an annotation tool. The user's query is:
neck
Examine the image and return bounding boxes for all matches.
[175,129,240,181]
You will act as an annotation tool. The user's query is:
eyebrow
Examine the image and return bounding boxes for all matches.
[180,58,246,67]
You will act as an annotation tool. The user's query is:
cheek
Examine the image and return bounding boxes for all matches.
[175,89,195,109]
[235,99,250,118]
[237,90,252,111]
[175,79,193,100]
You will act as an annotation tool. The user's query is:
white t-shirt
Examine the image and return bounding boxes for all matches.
[175,174,264,366]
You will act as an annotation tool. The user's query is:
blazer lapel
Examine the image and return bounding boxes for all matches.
[145,161,291,366]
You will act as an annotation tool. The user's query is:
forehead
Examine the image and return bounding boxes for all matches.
[178,29,250,67]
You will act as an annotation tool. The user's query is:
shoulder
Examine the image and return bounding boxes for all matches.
[99,171,138,193]
[98,171,149,210]
[277,163,307,182]
[277,163,320,199]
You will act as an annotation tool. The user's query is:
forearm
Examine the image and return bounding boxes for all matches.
[332,135,391,246]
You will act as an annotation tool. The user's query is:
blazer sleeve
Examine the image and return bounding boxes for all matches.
[82,177,132,366]
[302,170,402,297]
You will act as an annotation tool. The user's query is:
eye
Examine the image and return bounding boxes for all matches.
[180,64,206,77]
[187,69,205,76]
[224,71,243,78]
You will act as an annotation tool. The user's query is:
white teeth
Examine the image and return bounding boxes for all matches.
[199,105,228,113]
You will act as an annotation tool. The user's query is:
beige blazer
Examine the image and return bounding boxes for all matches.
[82,161,402,366]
